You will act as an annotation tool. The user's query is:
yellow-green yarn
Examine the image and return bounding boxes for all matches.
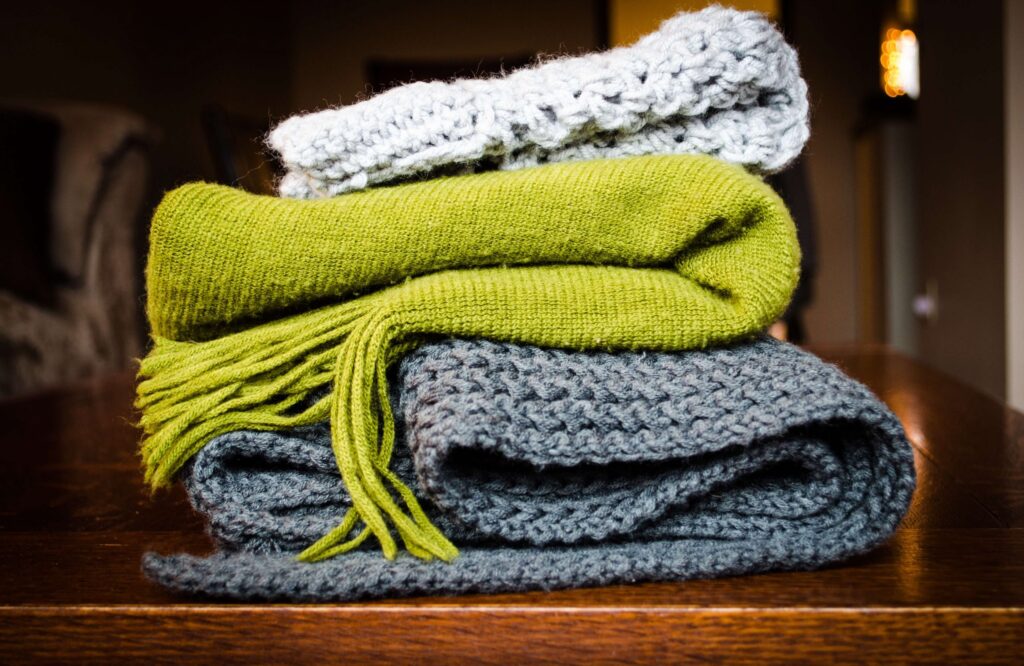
[137,154,801,562]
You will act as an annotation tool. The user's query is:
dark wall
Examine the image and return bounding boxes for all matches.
[4,1,602,196]
[288,0,603,112]
[781,0,886,344]
[3,1,293,194]
[915,0,1005,398]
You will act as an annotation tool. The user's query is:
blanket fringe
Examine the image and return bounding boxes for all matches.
[136,296,458,562]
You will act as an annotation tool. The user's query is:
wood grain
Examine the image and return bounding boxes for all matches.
[1,349,1022,663]
[3,607,1022,665]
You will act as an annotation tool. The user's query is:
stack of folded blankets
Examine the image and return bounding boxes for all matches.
[139,7,915,601]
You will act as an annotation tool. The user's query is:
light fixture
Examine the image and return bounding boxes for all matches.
[881,27,919,99]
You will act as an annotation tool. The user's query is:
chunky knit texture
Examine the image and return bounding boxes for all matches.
[137,155,799,562]
[268,6,809,198]
[143,337,916,601]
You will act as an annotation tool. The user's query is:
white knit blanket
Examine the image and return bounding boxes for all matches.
[268,6,809,198]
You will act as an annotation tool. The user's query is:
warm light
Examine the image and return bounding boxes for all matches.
[880,27,919,99]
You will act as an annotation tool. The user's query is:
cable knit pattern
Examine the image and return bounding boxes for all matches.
[143,337,915,601]
[268,6,809,198]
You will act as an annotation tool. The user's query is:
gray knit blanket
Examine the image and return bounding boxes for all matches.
[144,338,915,601]
[269,6,809,198]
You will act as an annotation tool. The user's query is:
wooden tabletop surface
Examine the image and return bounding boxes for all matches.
[1,346,1022,663]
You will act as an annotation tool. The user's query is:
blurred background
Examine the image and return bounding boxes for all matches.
[2,0,1022,411]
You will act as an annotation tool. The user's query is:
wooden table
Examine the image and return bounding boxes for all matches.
[1,347,1022,663]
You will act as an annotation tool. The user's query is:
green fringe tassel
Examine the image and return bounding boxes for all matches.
[137,294,459,563]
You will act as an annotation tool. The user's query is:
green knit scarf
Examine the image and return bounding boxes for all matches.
[136,154,800,563]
